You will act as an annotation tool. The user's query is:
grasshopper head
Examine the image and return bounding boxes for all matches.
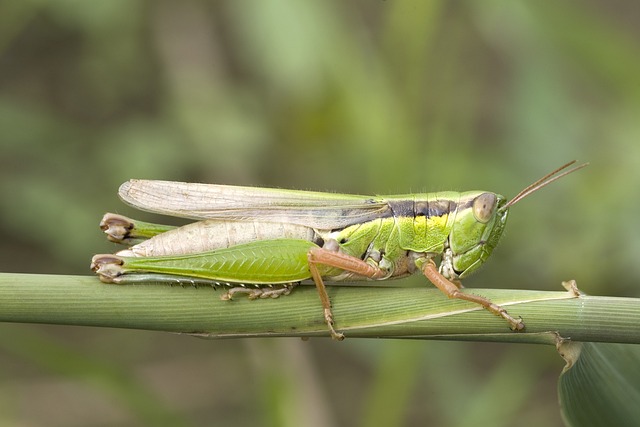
[442,160,587,280]
[444,192,509,279]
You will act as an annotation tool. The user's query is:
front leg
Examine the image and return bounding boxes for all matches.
[420,259,525,331]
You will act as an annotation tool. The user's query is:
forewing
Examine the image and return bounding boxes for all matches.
[118,180,391,230]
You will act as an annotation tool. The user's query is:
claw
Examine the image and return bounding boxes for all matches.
[324,308,345,341]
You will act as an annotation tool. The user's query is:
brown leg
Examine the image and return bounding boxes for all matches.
[421,259,525,331]
[100,213,134,243]
[221,283,297,301]
[307,247,387,340]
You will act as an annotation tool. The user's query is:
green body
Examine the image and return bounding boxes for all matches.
[92,164,584,338]
[106,186,509,287]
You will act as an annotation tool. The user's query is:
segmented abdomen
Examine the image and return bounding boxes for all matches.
[119,220,317,257]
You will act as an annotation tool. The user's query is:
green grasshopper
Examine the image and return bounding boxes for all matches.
[91,161,586,340]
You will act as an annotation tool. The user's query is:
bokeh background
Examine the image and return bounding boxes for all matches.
[1,1,639,426]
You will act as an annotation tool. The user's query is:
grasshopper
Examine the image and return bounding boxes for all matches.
[91,161,586,340]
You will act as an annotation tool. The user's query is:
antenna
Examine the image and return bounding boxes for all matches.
[503,160,588,209]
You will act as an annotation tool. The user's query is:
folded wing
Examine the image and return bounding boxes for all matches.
[119,179,392,230]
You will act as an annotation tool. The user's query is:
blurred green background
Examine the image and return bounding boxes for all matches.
[1,1,639,426]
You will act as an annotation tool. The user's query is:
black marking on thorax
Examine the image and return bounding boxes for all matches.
[388,199,458,219]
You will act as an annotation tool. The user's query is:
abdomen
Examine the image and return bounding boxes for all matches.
[119,220,317,257]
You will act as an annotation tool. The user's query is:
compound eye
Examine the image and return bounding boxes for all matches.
[472,193,497,223]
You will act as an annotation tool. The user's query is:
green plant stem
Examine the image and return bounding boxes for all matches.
[0,273,637,344]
